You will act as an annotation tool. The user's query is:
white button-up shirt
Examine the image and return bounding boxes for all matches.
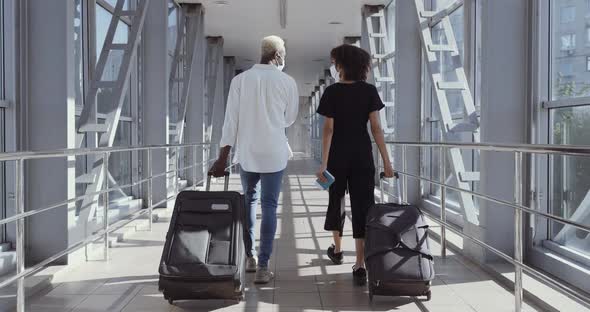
[219,64,299,173]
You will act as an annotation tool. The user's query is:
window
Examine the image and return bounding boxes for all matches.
[0,0,6,243]
[561,33,576,51]
[549,107,590,254]
[75,0,142,217]
[422,0,477,217]
[542,0,590,260]
[561,6,576,23]
[586,26,590,43]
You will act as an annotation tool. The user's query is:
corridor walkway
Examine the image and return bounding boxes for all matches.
[22,158,540,312]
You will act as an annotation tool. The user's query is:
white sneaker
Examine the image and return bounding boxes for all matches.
[254,267,274,284]
[246,256,257,273]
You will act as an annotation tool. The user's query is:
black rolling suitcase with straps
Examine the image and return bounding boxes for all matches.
[159,172,246,304]
[365,172,435,301]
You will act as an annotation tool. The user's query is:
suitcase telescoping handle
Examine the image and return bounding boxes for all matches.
[206,171,230,192]
[379,171,403,205]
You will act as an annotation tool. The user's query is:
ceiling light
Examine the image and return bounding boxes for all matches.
[329,21,342,25]
[214,1,229,6]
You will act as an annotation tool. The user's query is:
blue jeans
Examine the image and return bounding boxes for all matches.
[240,169,284,268]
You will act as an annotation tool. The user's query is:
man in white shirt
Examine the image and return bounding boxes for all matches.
[209,35,299,284]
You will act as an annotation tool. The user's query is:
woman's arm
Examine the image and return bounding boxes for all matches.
[317,117,334,182]
[369,111,394,177]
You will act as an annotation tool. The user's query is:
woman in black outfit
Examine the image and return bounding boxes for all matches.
[316,44,395,286]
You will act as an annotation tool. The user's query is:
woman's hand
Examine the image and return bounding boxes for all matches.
[316,165,328,183]
[383,163,395,178]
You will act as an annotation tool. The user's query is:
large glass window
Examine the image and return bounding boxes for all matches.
[75,0,141,214]
[549,107,590,253]
[0,0,6,242]
[546,0,590,257]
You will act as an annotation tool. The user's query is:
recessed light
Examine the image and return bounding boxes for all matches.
[312,59,324,62]
[214,0,229,6]
[329,21,342,25]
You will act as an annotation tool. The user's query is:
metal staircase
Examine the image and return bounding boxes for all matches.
[75,0,150,228]
[362,5,395,135]
[414,0,479,224]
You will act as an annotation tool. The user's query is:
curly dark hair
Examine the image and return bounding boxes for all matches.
[330,44,371,81]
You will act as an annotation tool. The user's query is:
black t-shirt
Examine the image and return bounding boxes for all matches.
[316,81,385,170]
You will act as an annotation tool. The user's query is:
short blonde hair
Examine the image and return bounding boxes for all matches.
[261,35,285,58]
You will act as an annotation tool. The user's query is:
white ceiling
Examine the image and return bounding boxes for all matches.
[190,0,390,96]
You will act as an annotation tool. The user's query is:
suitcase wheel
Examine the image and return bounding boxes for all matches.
[163,293,173,305]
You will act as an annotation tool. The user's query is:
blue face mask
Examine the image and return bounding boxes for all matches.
[330,64,340,82]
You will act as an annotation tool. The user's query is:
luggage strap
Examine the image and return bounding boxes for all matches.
[366,244,434,261]
[365,224,434,261]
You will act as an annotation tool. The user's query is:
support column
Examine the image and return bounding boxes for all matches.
[185,8,206,186]
[223,56,236,108]
[479,0,528,262]
[206,37,226,148]
[393,0,421,204]
[24,0,76,264]
[142,0,169,208]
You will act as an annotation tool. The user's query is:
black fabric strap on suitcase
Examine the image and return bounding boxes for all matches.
[365,244,434,261]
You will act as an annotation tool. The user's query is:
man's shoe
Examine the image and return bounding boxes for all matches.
[352,265,367,286]
[254,267,274,284]
[327,244,343,265]
[246,257,257,273]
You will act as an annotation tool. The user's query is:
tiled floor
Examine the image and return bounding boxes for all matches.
[19,158,540,312]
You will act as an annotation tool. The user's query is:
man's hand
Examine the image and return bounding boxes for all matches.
[208,146,232,177]
[209,159,228,178]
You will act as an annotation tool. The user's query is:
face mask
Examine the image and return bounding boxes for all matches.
[276,55,285,72]
[330,64,340,82]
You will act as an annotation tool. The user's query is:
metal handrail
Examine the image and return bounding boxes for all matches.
[0,142,217,162]
[386,140,590,156]
[0,142,228,311]
[378,141,590,309]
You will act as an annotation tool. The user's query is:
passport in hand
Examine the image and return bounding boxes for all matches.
[315,170,335,190]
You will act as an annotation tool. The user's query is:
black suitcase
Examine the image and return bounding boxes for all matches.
[158,172,246,304]
[365,172,435,301]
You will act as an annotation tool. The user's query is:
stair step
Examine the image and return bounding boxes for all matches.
[95,81,118,89]
[75,173,96,184]
[437,81,466,90]
[108,43,128,50]
[420,11,436,18]
[428,44,455,52]
[448,122,479,133]
[376,77,395,83]
[118,10,137,17]
[0,243,11,252]
[373,52,395,60]
[369,33,386,38]
[78,123,108,133]
[0,251,16,277]
[459,171,481,182]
